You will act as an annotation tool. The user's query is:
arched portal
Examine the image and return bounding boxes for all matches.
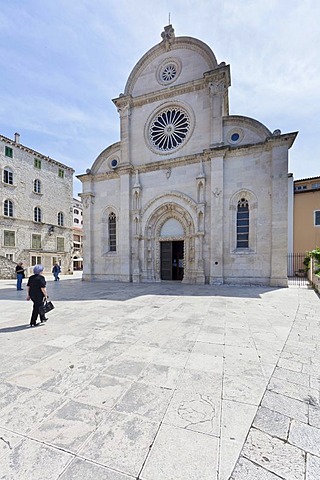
[141,200,200,283]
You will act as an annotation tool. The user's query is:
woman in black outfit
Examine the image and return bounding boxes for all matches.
[27,264,48,327]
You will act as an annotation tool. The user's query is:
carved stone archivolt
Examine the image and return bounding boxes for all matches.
[142,199,197,282]
[142,191,198,217]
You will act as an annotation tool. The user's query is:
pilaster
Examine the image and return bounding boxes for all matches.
[119,171,131,281]
[270,145,289,286]
[209,154,225,284]
[80,192,95,279]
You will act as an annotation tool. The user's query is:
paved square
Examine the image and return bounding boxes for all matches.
[0,274,319,479]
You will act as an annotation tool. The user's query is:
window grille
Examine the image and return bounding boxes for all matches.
[34,206,42,222]
[236,198,249,248]
[4,199,13,217]
[3,168,13,184]
[58,212,64,226]
[34,179,41,193]
[109,212,116,252]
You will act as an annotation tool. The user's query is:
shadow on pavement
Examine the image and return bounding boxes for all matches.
[0,276,284,302]
[0,324,34,333]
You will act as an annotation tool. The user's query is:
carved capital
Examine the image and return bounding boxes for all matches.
[209,80,226,96]
[80,193,95,208]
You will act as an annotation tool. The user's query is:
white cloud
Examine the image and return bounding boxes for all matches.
[0,0,319,188]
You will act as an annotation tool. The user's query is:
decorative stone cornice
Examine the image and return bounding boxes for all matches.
[0,134,74,172]
[79,193,95,209]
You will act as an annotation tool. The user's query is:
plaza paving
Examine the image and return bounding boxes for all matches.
[0,273,319,480]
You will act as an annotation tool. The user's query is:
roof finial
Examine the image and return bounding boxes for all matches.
[169,12,171,24]
[161,24,175,51]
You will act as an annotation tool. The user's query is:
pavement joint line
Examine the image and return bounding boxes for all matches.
[0,275,319,479]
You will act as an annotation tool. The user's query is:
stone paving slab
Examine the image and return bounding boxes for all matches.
[0,274,319,479]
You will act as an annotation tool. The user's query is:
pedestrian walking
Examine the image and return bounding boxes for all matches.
[52,263,61,281]
[15,262,25,291]
[26,264,48,327]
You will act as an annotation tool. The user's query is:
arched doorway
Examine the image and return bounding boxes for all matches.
[142,199,200,283]
[159,218,184,281]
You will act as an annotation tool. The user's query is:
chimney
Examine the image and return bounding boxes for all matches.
[14,132,20,144]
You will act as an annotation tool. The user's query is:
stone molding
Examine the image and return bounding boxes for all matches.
[124,35,218,96]
[142,191,198,217]
[0,135,74,172]
[118,67,230,110]
[141,199,197,282]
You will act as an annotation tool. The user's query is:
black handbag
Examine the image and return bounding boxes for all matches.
[39,299,55,316]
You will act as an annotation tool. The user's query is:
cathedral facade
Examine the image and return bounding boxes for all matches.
[78,25,297,286]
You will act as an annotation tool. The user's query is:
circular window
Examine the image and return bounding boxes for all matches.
[111,159,118,168]
[231,133,240,142]
[157,58,181,86]
[108,157,119,170]
[161,63,177,82]
[149,107,191,152]
[227,128,243,145]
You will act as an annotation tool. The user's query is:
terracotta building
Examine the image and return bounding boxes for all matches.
[293,176,320,253]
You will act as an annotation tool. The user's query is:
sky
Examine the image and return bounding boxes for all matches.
[0,0,319,198]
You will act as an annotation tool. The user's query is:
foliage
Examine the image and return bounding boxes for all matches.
[304,248,320,277]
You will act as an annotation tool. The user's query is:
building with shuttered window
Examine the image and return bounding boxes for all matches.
[0,133,74,275]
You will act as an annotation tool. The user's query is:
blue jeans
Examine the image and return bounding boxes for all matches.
[17,273,23,290]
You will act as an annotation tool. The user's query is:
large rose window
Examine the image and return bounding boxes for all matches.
[149,107,191,152]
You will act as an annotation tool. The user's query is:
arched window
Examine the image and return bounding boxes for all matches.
[74,209,79,214]
[4,199,13,217]
[3,167,13,185]
[34,206,42,223]
[58,212,64,226]
[108,212,116,252]
[34,179,41,193]
[74,218,79,224]
[237,199,249,248]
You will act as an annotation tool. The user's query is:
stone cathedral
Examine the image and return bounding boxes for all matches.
[78,25,297,286]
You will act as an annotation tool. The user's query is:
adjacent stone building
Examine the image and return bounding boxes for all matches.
[0,133,74,276]
[78,25,298,286]
[72,197,83,270]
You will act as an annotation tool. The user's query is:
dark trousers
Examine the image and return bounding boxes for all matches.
[30,297,46,325]
[17,273,23,290]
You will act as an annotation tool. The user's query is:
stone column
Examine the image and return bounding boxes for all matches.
[209,154,224,284]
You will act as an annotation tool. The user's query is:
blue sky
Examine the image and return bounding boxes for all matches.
[1,0,319,197]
